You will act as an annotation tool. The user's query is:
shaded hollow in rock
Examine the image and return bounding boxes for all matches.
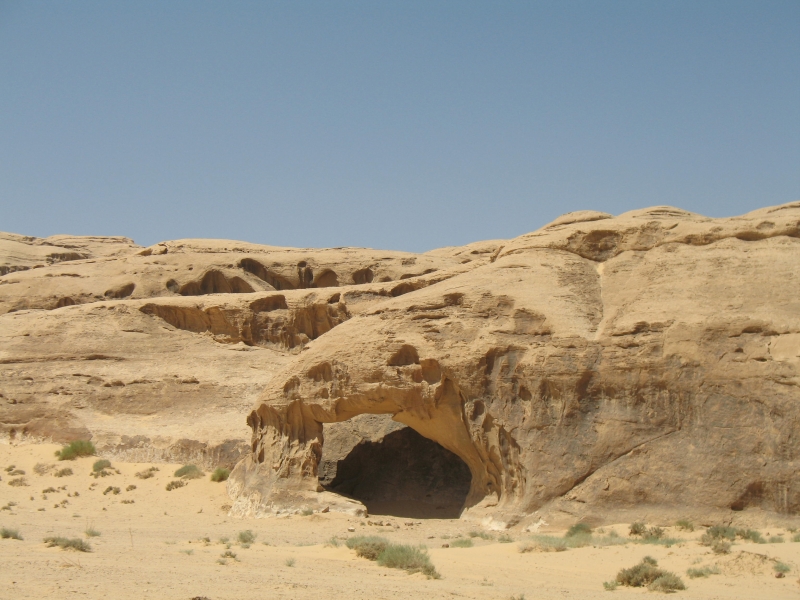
[322,425,472,519]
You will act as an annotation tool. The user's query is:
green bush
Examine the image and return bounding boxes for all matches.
[711,539,731,554]
[687,566,719,578]
[238,530,256,544]
[774,562,790,574]
[211,468,230,482]
[55,440,95,461]
[736,529,765,544]
[468,530,493,540]
[44,536,92,552]
[1,527,22,540]
[377,543,439,578]
[675,519,694,532]
[85,528,101,537]
[54,468,73,477]
[166,480,187,491]
[174,464,203,480]
[498,534,513,543]
[769,536,784,544]
[346,536,439,578]
[566,523,593,538]
[648,573,686,592]
[451,537,473,548]
[616,556,662,587]
[346,536,390,560]
[92,459,111,472]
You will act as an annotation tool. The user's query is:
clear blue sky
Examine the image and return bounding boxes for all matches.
[1,1,798,251]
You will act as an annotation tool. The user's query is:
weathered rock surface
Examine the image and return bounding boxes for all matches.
[2,202,799,526]
[227,202,800,525]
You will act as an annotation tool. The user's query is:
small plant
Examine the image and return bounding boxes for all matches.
[377,543,440,578]
[44,536,92,552]
[92,459,111,472]
[646,526,664,540]
[220,550,238,560]
[54,468,73,477]
[126,485,136,491]
[602,581,617,591]
[42,487,57,493]
[793,533,800,542]
[711,539,731,554]
[85,527,101,537]
[325,536,340,547]
[615,556,685,591]
[285,557,295,567]
[498,533,513,543]
[687,566,720,578]
[468,530,494,540]
[210,468,230,482]
[33,463,52,476]
[174,464,203,480]
[566,523,592,538]
[135,466,159,479]
[736,528,765,543]
[166,480,187,491]
[4,465,14,472]
[775,562,790,574]
[9,469,25,476]
[629,522,646,536]
[55,440,96,461]
[121,499,134,504]
[300,507,314,516]
[180,549,194,555]
[347,536,389,560]
[238,530,256,544]
[675,519,694,532]
[8,477,28,487]
[769,536,785,543]
[1,527,23,540]
[451,537,474,548]
[102,486,120,495]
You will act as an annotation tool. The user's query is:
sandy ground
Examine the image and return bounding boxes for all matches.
[1,443,799,600]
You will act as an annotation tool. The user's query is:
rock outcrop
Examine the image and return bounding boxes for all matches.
[227,202,800,525]
[2,202,799,527]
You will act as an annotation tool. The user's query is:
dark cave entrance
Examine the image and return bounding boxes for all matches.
[319,419,472,519]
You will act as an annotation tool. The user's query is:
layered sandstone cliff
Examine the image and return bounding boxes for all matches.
[2,202,799,526]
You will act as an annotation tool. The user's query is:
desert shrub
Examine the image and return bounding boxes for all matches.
[211,468,230,482]
[566,523,593,538]
[774,562,790,573]
[793,533,800,542]
[285,557,295,567]
[44,536,92,552]
[736,529,765,543]
[85,528,101,537]
[166,480,187,491]
[8,477,28,487]
[55,440,95,461]
[646,526,664,540]
[9,469,25,476]
[33,463,52,476]
[220,549,238,560]
[377,543,439,578]
[687,566,719,578]
[300,508,313,516]
[769,536,785,543]
[102,486,120,495]
[1,527,22,540]
[135,466,158,479]
[617,556,661,586]
[498,534,513,543]
[346,536,390,560]
[468,530,494,540]
[451,537,473,548]
[3,465,14,472]
[121,499,134,504]
[702,525,736,543]
[711,539,731,554]
[324,536,340,547]
[174,464,203,480]
[629,522,646,537]
[238,530,256,544]
[648,573,686,592]
[602,581,618,591]
[675,519,694,532]
[42,487,57,493]
[92,459,111,472]
[54,468,73,477]
[126,485,136,491]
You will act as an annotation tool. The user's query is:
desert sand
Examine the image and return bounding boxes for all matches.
[1,443,799,599]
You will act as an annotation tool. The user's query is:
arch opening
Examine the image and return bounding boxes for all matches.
[318,415,472,518]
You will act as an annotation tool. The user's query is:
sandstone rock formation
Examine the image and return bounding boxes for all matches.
[2,202,799,527]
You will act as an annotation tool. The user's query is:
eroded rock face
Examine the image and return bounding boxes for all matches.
[228,202,800,524]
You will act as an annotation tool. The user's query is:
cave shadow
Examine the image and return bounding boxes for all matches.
[321,427,472,519]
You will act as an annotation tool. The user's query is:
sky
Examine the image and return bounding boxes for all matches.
[1,1,798,251]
